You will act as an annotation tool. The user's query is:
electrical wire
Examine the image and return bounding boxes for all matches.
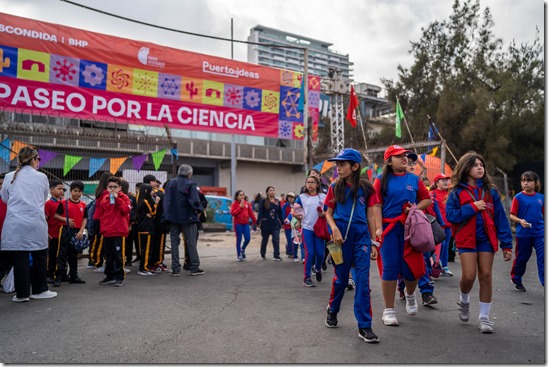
[60,0,305,50]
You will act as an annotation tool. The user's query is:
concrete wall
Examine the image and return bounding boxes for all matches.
[219,161,306,199]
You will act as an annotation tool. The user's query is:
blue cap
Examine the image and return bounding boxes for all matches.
[327,148,362,164]
[407,152,418,162]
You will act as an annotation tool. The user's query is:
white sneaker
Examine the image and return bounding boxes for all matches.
[124,268,131,274]
[93,266,105,273]
[293,258,299,263]
[405,291,418,316]
[479,317,494,333]
[30,290,57,299]
[12,295,30,303]
[457,300,470,322]
[382,309,399,326]
[138,271,155,276]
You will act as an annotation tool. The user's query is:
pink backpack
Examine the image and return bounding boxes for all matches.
[404,204,435,252]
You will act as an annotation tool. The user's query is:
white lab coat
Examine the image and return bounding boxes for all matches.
[0,165,49,251]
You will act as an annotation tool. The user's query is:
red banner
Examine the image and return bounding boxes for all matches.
[0,12,318,140]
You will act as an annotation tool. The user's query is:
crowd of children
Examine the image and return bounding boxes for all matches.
[1,145,543,345]
[230,147,543,344]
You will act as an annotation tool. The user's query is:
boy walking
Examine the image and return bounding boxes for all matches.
[53,181,87,287]
[93,176,131,287]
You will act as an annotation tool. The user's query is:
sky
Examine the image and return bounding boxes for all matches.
[0,0,543,96]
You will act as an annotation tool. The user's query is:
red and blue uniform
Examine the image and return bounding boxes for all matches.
[445,182,512,253]
[373,172,430,281]
[324,182,379,329]
[510,191,544,286]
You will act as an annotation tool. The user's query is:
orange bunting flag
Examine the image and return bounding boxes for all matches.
[109,157,127,175]
[345,85,359,128]
[10,140,30,161]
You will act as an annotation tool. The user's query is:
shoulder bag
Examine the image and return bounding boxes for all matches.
[66,200,90,252]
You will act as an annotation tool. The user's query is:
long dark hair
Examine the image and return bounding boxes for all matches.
[95,172,114,198]
[303,175,320,195]
[332,161,373,204]
[136,183,154,213]
[379,159,397,199]
[448,151,497,198]
[234,190,244,201]
[263,186,275,210]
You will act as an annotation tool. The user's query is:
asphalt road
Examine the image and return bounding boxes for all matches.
[0,231,544,364]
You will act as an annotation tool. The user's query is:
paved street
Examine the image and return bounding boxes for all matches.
[0,231,544,364]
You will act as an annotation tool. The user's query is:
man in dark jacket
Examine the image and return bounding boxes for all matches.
[163,164,204,276]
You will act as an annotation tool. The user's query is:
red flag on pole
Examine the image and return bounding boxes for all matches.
[346,85,358,127]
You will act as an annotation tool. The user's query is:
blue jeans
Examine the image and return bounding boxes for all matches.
[284,228,293,256]
[260,228,280,258]
[235,223,251,257]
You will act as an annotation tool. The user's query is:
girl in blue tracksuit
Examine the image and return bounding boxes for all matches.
[323,148,380,343]
[509,171,544,291]
[446,151,513,333]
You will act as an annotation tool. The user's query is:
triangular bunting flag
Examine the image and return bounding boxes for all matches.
[430,147,439,157]
[37,149,57,166]
[151,149,166,171]
[109,157,127,175]
[132,155,148,172]
[0,137,10,164]
[64,155,83,176]
[11,140,30,161]
[420,153,427,163]
[170,147,178,163]
[89,158,106,178]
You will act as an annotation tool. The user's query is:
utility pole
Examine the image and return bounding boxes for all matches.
[230,18,236,197]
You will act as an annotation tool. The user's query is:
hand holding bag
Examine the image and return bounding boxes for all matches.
[66,200,90,252]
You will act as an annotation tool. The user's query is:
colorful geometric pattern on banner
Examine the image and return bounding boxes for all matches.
[0,12,321,141]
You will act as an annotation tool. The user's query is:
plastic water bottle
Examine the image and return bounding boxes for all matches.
[110,193,115,204]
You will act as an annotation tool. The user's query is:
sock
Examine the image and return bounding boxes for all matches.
[460,291,470,304]
[479,301,492,319]
[384,307,395,313]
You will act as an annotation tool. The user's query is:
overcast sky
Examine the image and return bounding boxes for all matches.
[0,0,543,95]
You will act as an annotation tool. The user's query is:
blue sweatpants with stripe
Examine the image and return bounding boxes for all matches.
[511,236,544,286]
[327,220,373,329]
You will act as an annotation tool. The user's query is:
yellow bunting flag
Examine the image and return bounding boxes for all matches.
[10,140,30,161]
[430,147,438,157]
[109,157,127,175]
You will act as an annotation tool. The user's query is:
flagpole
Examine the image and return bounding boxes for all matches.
[355,107,371,164]
[427,115,458,163]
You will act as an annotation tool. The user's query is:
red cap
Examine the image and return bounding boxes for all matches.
[433,173,450,184]
[383,145,411,161]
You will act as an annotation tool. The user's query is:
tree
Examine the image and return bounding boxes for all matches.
[382,0,544,172]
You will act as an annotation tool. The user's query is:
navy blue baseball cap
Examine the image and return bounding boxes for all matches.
[328,148,362,164]
[407,152,418,162]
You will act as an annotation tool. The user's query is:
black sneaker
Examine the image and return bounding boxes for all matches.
[273,257,283,262]
[98,278,116,285]
[358,328,379,343]
[46,276,54,284]
[422,292,438,306]
[514,283,527,292]
[114,279,124,287]
[190,269,205,276]
[183,264,191,271]
[303,278,315,287]
[325,306,338,328]
[69,277,86,284]
[53,279,61,287]
[61,275,70,282]
[241,250,246,259]
[315,270,322,282]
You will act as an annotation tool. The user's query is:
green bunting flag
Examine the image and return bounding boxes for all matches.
[151,149,166,171]
[395,100,404,138]
[64,155,83,176]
